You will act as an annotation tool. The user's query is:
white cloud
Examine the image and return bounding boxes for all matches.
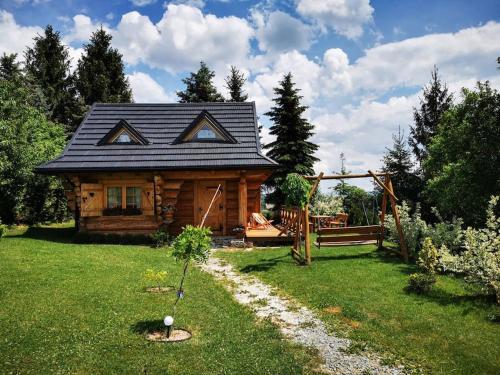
[252,10,312,53]
[296,0,374,39]
[63,14,107,44]
[130,0,157,6]
[0,10,42,56]
[164,0,206,8]
[350,21,500,94]
[113,5,254,73]
[127,72,175,102]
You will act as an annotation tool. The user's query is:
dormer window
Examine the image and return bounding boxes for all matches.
[97,119,150,146]
[112,131,134,144]
[172,110,237,144]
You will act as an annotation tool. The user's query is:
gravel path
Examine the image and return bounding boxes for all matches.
[201,255,403,375]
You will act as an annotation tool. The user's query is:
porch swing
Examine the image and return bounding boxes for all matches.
[290,171,408,265]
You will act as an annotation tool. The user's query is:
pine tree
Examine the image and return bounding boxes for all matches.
[76,27,132,105]
[24,25,84,132]
[382,127,422,203]
[409,66,453,165]
[177,61,224,103]
[0,53,21,81]
[264,73,319,207]
[224,66,248,102]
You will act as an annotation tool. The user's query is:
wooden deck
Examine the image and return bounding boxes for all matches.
[245,227,293,244]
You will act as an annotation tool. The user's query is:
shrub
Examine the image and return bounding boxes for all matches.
[418,237,439,274]
[280,173,311,209]
[309,191,343,216]
[150,228,170,248]
[385,201,428,257]
[143,269,168,291]
[427,208,464,253]
[451,196,500,303]
[385,202,464,258]
[0,221,6,239]
[407,273,436,294]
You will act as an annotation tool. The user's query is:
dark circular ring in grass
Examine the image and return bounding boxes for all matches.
[146,329,192,342]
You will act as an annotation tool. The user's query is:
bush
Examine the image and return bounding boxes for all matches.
[280,173,311,209]
[309,191,343,216]
[407,273,436,294]
[449,196,500,303]
[0,221,6,239]
[150,228,170,248]
[385,201,428,257]
[385,202,465,258]
[143,269,168,291]
[418,237,439,274]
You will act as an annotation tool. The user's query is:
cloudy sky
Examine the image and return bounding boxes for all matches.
[1,0,499,187]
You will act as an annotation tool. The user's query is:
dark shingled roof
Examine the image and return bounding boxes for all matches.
[37,102,277,173]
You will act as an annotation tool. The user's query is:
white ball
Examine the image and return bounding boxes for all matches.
[164,315,174,326]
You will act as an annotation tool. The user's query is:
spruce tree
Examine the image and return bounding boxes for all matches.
[0,53,21,81]
[24,25,84,132]
[382,127,422,204]
[177,61,224,103]
[225,65,248,102]
[409,66,453,165]
[264,73,319,207]
[76,27,132,105]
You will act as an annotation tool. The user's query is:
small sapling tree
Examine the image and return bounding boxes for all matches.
[280,173,311,209]
[166,225,212,336]
[143,269,168,292]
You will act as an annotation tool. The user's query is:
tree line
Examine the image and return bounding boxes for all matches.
[381,67,499,227]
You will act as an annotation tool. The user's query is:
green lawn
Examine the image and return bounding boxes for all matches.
[218,243,500,375]
[0,224,320,375]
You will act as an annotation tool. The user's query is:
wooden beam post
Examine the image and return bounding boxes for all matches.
[386,176,409,262]
[368,170,399,202]
[238,174,248,230]
[303,171,322,265]
[378,176,388,249]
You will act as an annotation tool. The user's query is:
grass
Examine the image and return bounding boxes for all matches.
[218,243,500,375]
[0,223,321,375]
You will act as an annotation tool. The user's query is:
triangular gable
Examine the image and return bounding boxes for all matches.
[172,110,238,144]
[97,119,150,146]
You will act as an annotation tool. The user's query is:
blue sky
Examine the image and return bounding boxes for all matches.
[1,0,499,188]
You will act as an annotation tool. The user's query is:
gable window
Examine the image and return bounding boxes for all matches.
[172,110,237,144]
[114,132,133,144]
[193,125,217,140]
[97,119,150,146]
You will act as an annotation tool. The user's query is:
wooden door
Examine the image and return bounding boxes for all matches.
[196,181,225,235]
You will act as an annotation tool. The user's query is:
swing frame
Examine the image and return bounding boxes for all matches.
[291,171,408,265]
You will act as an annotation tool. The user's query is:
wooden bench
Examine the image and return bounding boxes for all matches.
[315,225,382,248]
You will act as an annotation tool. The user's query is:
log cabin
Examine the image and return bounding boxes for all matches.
[37,102,277,237]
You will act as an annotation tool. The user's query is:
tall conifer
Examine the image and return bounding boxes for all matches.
[409,66,453,165]
[177,61,224,103]
[224,66,248,102]
[24,25,84,131]
[382,127,422,203]
[264,73,319,207]
[0,53,21,81]
[76,27,132,105]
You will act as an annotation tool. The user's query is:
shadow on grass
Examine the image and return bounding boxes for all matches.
[19,226,76,244]
[408,285,495,311]
[239,253,290,273]
[130,319,165,334]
